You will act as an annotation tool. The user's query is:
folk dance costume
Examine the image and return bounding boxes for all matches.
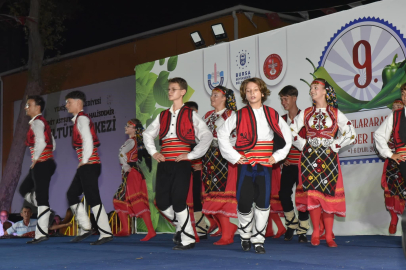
[217,105,292,253]
[113,121,156,241]
[290,82,355,247]
[201,88,238,245]
[143,105,213,250]
[20,114,56,244]
[374,107,406,234]
[273,111,310,241]
[66,111,113,245]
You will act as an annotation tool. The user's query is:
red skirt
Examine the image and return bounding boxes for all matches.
[297,155,346,217]
[113,168,150,217]
[202,163,238,218]
[381,159,406,215]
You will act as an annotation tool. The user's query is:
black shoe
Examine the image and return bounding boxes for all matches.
[26,236,49,244]
[298,234,308,243]
[90,236,113,245]
[284,228,295,241]
[241,239,251,251]
[70,229,94,243]
[172,231,181,245]
[198,233,208,240]
[172,243,195,250]
[254,244,266,254]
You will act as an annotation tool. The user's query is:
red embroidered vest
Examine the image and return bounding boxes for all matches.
[303,106,339,139]
[72,111,100,148]
[159,106,195,145]
[235,105,285,152]
[393,108,406,149]
[126,137,138,163]
[204,109,233,138]
[25,115,53,149]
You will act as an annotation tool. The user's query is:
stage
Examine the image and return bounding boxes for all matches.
[1,234,404,269]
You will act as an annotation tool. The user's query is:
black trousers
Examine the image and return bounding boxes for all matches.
[192,169,202,212]
[67,163,102,208]
[236,164,272,213]
[279,164,309,220]
[19,159,56,207]
[155,161,191,213]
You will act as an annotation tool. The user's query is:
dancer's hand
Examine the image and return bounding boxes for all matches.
[267,156,276,165]
[175,153,189,162]
[283,159,290,166]
[192,163,202,171]
[30,160,37,169]
[391,153,406,164]
[152,153,165,163]
[236,155,248,164]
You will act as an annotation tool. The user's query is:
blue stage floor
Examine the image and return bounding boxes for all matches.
[1,234,405,270]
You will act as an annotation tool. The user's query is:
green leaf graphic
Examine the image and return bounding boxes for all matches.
[135,61,155,81]
[153,71,172,107]
[159,59,165,66]
[183,85,195,102]
[167,56,178,72]
[140,89,156,115]
[136,81,150,106]
[152,108,166,120]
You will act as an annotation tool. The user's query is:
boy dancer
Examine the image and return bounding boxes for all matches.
[65,91,113,245]
[143,78,212,250]
[217,78,292,254]
[20,95,56,244]
[278,86,310,242]
[375,85,406,237]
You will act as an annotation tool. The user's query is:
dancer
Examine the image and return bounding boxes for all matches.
[65,90,113,245]
[217,77,292,254]
[143,77,212,250]
[375,90,406,235]
[277,85,310,242]
[290,78,356,247]
[201,86,238,245]
[184,101,209,239]
[113,119,156,241]
[19,95,56,244]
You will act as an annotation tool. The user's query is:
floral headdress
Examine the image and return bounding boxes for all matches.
[128,119,151,171]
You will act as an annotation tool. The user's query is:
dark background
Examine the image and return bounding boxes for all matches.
[0,0,380,73]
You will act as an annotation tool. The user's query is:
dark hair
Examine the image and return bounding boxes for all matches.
[3,221,11,231]
[278,85,298,97]
[27,95,45,113]
[21,206,32,212]
[65,90,86,104]
[184,101,198,111]
[168,77,188,92]
[239,77,270,104]
[401,83,406,92]
[394,98,403,102]
[129,118,141,126]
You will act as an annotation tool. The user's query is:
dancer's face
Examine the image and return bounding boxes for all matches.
[65,98,82,114]
[245,82,263,106]
[401,90,406,109]
[167,83,186,101]
[280,95,297,111]
[124,123,135,136]
[210,90,226,109]
[25,99,41,118]
[310,84,327,104]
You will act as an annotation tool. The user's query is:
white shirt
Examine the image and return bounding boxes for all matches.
[217,106,292,165]
[143,105,213,160]
[0,220,14,236]
[71,111,93,164]
[29,114,56,160]
[290,107,356,152]
[374,108,406,159]
[119,138,136,172]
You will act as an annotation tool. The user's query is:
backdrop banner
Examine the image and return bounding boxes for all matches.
[12,0,406,235]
